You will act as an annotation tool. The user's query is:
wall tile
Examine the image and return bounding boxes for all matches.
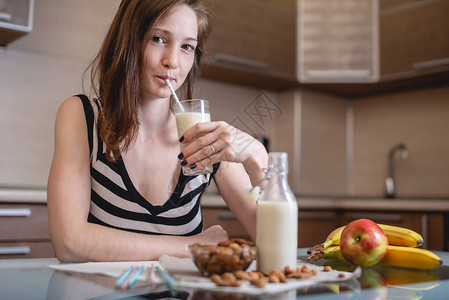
[299,89,348,196]
[0,48,86,187]
[272,89,299,191]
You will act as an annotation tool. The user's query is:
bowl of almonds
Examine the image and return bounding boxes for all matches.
[189,238,256,276]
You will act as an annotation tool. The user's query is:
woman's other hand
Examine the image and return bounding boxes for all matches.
[193,225,229,244]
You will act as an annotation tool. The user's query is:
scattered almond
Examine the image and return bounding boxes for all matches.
[221,272,236,282]
[234,270,250,281]
[250,278,268,288]
[206,259,344,289]
[323,266,332,272]
[269,273,280,283]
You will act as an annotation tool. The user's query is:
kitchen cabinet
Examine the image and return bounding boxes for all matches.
[202,206,340,248]
[202,201,448,251]
[200,0,297,89]
[0,203,54,259]
[341,210,445,251]
[295,0,448,95]
[202,207,252,242]
[0,0,34,46]
[380,0,449,78]
[298,210,339,248]
[297,0,379,83]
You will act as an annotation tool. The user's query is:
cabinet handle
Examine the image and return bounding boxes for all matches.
[218,211,236,219]
[0,246,31,255]
[306,70,371,79]
[213,53,269,71]
[0,208,32,217]
[421,214,428,249]
[413,57,449,71]
[0,12,12,22]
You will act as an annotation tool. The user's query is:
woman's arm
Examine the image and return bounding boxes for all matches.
[47,97,227,262]
[213,162,258,241]
[180,122,269,241]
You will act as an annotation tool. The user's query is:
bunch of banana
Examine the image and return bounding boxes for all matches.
[310,244,442,270]
[307,223,423,254]
[307,223,442,270]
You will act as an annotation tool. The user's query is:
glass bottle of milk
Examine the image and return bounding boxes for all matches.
[256,152,298,273]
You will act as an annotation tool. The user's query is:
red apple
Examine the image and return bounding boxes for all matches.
[340,219,388,267]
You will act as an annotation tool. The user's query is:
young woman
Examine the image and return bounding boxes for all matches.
[47,0,268,262]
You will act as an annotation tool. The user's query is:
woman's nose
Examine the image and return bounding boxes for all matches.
[162,46,178,69]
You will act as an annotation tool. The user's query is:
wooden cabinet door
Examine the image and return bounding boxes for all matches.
[380,0,449,77]
[202,207,252,242]
[0,0,34,45]
[0,203,55,258]
[298,211,339,248]
[0,204,50,241]
[0,242,54,259]
[298,0,379,83]
[202,0,296,79]
[425,213,445,251]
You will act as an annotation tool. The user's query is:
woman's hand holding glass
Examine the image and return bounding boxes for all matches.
[178,121,265,170]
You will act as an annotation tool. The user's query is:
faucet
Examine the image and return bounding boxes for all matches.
[385,143,409,198]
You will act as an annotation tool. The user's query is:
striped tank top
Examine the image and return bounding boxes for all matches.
[78,94,220,236]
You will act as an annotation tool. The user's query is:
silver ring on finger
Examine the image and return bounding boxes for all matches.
[209,144,216,154]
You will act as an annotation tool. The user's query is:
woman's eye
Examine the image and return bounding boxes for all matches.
[183,44,195,52]
[152,36,164,43]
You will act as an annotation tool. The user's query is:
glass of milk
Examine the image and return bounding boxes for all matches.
[173,99,213,176]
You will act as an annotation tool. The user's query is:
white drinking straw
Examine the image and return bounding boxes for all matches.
[165,79,184,112]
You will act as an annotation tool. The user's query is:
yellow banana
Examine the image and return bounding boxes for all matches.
[322,226,345,249]
[307,245,345,261]
[381,245,442,270]
[307,226,344,254]
[310,223,423,253]
[379,224,424,248]
[323,245,346,261]
[309,245,442,270]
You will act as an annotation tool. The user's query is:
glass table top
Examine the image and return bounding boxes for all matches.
[1,249,448,300]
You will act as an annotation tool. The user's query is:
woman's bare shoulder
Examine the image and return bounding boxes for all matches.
[53,96,90,146]
[55,96,88,126]
[57,96,84,115]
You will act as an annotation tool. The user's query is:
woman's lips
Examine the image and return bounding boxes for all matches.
[156,76,175,83]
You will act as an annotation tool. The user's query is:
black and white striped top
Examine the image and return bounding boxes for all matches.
[77,94,219,236]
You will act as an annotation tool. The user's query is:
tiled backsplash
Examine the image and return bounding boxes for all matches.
[353,85,449,197]
[276,85,449,198]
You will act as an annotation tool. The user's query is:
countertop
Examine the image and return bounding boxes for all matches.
[0,188,47,203]
[1,249,448,299]
[201,194,449,212]
[1,188,448,212]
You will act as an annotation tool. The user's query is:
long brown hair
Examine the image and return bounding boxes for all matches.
[88,0,210,162]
